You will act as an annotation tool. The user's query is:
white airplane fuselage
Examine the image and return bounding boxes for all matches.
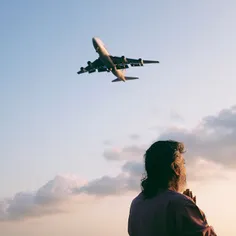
[92,37,126,82]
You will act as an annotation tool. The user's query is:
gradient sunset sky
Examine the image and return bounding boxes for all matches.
[1,0,236,235]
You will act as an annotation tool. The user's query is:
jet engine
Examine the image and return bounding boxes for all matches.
[121,56,127,63]
[87,61,92,67]
[80,67,85,71]
[138,58,144,66]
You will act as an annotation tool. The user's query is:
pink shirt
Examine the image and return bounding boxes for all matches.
[128,190,216,236]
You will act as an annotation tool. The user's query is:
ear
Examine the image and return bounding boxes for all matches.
[171,162,180,176]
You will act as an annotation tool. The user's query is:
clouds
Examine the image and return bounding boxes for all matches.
[99,104,236,196]
[74,174,128,196]
[203,105,236,130]
[0,175,85,221]
[159,105,236,167]
[1,104,236,221]
[186,158,230,182]
[129,134,140,140]
[103,145,146,161]
[103,148,122,161]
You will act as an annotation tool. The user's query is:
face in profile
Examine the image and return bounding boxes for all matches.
[177,154,187,193]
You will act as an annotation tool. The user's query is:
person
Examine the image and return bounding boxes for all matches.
[128,140,217,236]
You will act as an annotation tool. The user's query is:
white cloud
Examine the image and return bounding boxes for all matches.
[1,105,236,221]
[73,174,128,196]
[104,105,236,166]
[0,175,85,221]
[129,134,140,140]
[159,106,236,167]
[103,145,146,161]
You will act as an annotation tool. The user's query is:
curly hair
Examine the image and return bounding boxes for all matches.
[141,140,185,198]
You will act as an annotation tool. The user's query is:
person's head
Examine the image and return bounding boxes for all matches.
[141,140,186,198]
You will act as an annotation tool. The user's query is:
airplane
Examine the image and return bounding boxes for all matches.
[77,37,159,82]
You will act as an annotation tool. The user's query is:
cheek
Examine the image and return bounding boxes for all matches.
[181,165,186,175]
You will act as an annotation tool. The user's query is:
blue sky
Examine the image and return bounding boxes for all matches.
[1,0,236,208]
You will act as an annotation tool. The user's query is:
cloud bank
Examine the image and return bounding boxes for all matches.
[0,175,85,221]
[1,105,236,221]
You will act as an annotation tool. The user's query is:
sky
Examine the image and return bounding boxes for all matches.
[1,0,236,235]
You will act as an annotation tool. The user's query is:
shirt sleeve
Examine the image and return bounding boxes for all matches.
[167,196,217,236]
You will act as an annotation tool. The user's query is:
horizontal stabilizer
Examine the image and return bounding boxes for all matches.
[112,76,139,82]
[111,76,139,82]
[125,76,139,80]
[112,78,122,82]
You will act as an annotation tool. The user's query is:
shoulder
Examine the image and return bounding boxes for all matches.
[167,190,196,207]
[167,191,216,235]
[130,190,196,209]
[167,190,205,217]
[130,192,143,206]
[168,190,207,221]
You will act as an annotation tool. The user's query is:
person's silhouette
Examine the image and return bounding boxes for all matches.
[128,140,216,236]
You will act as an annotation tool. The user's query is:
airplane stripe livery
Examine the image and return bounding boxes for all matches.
[77,37,159,82]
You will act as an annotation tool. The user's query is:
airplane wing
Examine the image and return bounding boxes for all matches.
[111,56,159,67]
[77,58,108,74]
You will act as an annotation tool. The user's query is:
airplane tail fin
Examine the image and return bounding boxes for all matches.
[112,76,139,82]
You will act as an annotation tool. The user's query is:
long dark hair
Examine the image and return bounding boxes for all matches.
[141,140,185,198]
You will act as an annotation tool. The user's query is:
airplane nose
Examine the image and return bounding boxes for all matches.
[92,37,97,48]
